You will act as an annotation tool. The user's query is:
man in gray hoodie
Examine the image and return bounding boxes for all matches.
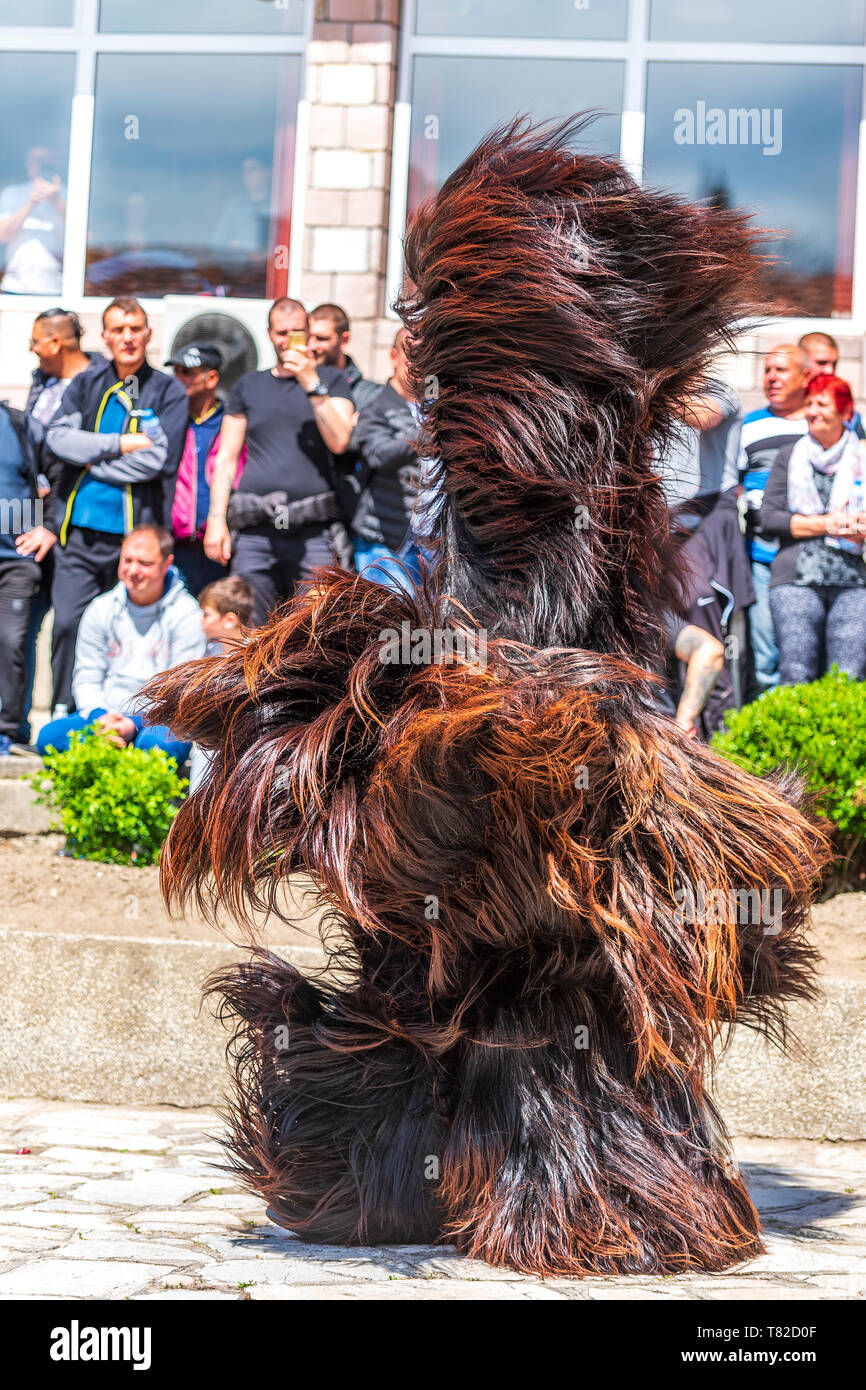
[37,524,206,760]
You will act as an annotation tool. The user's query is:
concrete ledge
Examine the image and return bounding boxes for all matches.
[0,927,863,1135]
[0,775,53,835]
[0,929,323,1108]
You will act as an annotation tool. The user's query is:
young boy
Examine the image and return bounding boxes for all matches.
[189,575,254,791]
[198,574,254,654]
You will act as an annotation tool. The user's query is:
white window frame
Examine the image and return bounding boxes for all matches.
[388,0,866,336]
[0,0,312,315]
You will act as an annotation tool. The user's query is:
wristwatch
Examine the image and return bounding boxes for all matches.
[305,379,330,398]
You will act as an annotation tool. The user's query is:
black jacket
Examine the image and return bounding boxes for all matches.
[44,358,188,539]
[26,353,106,514]
[0,402,39,563]
[352,383,420,551]
[758,439,837,588]
[342,356,382,414]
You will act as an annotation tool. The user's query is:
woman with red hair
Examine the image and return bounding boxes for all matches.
[760,372,866,683]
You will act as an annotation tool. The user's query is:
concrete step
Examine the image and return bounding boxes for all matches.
[0,760,53,834]
[0,928,324,1109]
[0,922,862,1136]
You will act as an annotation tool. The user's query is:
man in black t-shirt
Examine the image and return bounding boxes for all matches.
[204,297,355,625]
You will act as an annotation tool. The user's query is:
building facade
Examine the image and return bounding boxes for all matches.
[2,0,866,405]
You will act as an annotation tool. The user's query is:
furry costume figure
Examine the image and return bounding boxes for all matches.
[147,119,829,1275]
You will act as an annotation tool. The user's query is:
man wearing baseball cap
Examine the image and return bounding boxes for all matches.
[166,342,244,594]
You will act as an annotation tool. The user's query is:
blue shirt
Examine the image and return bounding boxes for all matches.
[738,407,809,564]
[190,403,224,534]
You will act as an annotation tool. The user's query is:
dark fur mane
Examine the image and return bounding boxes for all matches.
[144,118,826,1277]
[399,115,768,662]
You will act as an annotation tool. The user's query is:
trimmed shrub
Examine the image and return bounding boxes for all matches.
[31,728,187,866]
[711,669,866,891]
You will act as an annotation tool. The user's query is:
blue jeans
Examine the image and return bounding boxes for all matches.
[749,559,779,696]
[353,538,423,597]
[37,710,191,765]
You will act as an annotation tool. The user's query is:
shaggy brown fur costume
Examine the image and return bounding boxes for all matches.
[146,118,828,1275]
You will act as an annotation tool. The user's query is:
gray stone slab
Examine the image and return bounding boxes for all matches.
[0,778,52,834]
[73,1172,211,1207]
[0,1258,164,1298]
[0,930,317,1108]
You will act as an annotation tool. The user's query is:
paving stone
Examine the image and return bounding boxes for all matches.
[134,1210,252,1230]
[131,1291,240,1300]
[198,1258,347,1286]
[38,1147,170,1170]
[73,1172,211,1207]
[53,1237,210,1265]
[0,1208,117,1230]
[20,1129,169,1153]
[191,1193,264,1212]
[0,1172,80,1190]
[0,1258,165,1298]
[3,1100,866,1300]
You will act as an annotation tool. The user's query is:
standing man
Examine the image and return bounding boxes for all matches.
[307,303,381,412]
[14,308,103,742]
[0,402,40,756]
[43,296,188,714]
[203,298,355,626]
[798,331,839,376]
[166,342,243,596]
[799,330,863,437]
[352,328,423,594]
[739,344,811,697]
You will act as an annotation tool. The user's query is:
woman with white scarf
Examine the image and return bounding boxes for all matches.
[759,373,866,684]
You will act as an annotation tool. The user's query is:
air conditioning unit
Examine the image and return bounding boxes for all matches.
[161,296,274,393]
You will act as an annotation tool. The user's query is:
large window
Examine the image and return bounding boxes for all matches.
[414,0,628,40]
[395,0,866,326]
[86,53,300,299]
[0,7,306,303]
[1,1,74,23]
[644,62,863,317]
[409,57,623,219]
[0,53,75,295]
[648,0,865,45]
[98,0,305,36]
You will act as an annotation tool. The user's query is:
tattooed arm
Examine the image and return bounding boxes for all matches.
[673,624,725,736]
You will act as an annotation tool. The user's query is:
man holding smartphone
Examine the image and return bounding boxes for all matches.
[204,297,355,625]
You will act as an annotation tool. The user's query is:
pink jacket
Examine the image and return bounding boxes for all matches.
[171,421,245,542]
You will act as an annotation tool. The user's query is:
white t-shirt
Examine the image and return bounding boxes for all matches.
[0,182,64,294]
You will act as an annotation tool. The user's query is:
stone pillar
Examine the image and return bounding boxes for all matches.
[302,0,402,382]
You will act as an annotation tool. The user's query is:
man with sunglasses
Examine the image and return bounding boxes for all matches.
[42,296,187,713]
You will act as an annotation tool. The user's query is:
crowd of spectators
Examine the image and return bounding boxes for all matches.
[0,294,423,761]
[0,297,864,768]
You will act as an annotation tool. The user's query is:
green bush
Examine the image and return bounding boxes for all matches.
[32,727,187,866]
[711,669,866,890]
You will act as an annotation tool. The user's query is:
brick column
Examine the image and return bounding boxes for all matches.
[302,0,402,381]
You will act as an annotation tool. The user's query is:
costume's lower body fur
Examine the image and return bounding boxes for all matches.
[150,576,827,1276]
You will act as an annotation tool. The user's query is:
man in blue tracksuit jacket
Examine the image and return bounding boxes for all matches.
[44,296,187,713]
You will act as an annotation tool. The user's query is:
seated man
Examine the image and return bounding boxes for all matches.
[37,524,206,761]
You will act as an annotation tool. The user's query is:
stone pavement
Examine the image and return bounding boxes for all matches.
[0,1098,864,1301]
